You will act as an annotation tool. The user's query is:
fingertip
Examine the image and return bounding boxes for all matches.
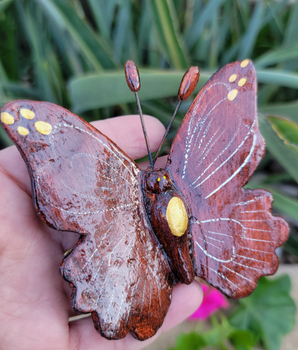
[162,281,203,330]
[139,281,203,348]
[92,115,165,160]
[68,281,203,350]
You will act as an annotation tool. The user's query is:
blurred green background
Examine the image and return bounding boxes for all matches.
[1,0,298,259]
[1,1,298,349]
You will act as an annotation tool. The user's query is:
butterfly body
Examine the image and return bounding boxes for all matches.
[141,168,194,284]
[0,59,289,340]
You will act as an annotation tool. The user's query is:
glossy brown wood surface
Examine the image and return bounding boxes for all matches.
[141,168,194,284]
[125,60,140,92]
[178,66,200,101]
[166,59,289,298]
[0,100,174,340]
[0,59,290,340]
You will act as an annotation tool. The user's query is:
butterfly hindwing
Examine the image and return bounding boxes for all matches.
[166,60,289,298]
[0,100,174,340]
[190,188,288,298]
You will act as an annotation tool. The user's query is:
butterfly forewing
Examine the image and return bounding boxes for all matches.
[0,100,174,340]
[166,60,289,298]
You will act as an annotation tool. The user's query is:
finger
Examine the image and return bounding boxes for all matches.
[68,281,203,350]
[94,115,165,160]
[0,114,165,195]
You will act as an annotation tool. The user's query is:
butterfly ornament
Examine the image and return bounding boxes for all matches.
[0,59,289,341]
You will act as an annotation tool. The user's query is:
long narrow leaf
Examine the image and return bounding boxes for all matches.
[0,0,12,12]
[16,1,57,102]
[69,70,210,113]
[87,0,112,44]
[267,115,298,148]
[36,0,116,71]
[259,101,298,123]
[258,114,298,184]
[185,0,225,49]
[255,42,298,69]
[150,0,189,69]
[283,0,298,71]
[257,69,298,89]
[113,1,132,64]
[238,0,264,60]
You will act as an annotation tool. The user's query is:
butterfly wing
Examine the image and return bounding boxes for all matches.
[166,60,289,299]
[0,100,173,340]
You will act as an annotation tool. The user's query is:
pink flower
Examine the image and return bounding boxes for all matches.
[188,284,229,320]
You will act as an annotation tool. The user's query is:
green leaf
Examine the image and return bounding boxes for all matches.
[267,115,298,148]
[203,316,234,347]
[36,0,116,71]
[0,0,12,12]
[283,0,298,70]
[185,0,225,49]
[16,2,58,103]
[112,0,130,63]
[238,0,264,60]
[229,329,256,350]
[87,0,114,45]
[264,187,298,222]
[168,331,207,350]
[259,101,298,123]
[257,69,298,89]
[258,114,298,184]
[150,0,190,69]
[69,70,210,113]
[255,42,298,69]
[229,276,296,350]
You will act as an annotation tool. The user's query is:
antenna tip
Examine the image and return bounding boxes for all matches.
[125,60,140,92]
[178,66,200,101]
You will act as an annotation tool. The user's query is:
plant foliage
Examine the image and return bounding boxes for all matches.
[169,276,296,350]
[0,1,298,348]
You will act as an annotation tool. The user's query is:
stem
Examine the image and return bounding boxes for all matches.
[153,100,182,165]
[135,92,153,167]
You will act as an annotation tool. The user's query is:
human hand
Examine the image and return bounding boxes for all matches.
[0,114,202,350]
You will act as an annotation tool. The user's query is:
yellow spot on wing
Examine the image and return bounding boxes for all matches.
[17,126,29,136]
[163,176,166,179]
[229,74,237,82]
[166,197,188,237]
[1,112,14,125]
[157,177,160,182]
[238,78,247,86]
[35,121,52,135]
[240,59,249,68]
[228,89,238,101]
[20,108,35,120]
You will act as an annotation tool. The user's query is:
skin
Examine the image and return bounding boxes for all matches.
[0,114,203,350]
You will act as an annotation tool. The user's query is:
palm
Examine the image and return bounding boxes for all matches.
[0,115,202,350]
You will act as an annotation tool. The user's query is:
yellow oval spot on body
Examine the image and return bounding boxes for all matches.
[20,108,35,120]
[238,78,247,86]
[157,177,160,182]
[229,74,237,83]
[166,197,188,237]
[1,112,14,125]
[227,89,238,101]
[240,59,249,68]
[35,121,52,135]
[17,126,29,136]
[163,176,166,179]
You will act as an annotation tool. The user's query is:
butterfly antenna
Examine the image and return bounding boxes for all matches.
[125,60,153,167]
[152,66,200,166]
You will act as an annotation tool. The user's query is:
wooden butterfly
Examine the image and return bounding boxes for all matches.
[0,59,289,341]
